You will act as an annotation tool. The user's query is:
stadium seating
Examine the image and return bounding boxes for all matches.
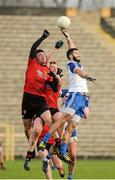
[0,13,115,158]
[101,17,115,38]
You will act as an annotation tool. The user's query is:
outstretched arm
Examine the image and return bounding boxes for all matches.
[46,48,58,67]
[29,30,50,59]
[46,40,63,67]
[74,68,87,78]
[60,28,75,49]
[74,68,96,82]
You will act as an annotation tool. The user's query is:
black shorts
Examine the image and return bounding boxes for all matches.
[49,107,59,116]
[22,92,49,119]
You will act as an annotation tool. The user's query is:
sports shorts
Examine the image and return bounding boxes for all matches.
[22,92,49,119]
[49,107,59,116]
[62,92,90,119]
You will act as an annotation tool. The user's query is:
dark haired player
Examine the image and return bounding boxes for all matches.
[39,29,96,164]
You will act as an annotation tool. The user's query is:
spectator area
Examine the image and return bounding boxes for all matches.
[101,17,115,38]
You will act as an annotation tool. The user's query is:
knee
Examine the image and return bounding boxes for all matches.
[31,130,39,139]
[62,114,72,124]
[23,120,32,130]
[45,120,52,127]
[71,121,77,129]
[68,124,76,134]
[65,114,72,121]
[68,122,77,133]
[42,117,52,127]
[34,127,43,135]
[41,111,53,127]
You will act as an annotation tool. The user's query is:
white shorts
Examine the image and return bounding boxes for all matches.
[61,92,90,120]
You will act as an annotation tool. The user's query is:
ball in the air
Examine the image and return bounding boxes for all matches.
[57,16,71,29]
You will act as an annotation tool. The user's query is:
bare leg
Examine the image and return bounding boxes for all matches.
[23,119,32,140]
[63,121,77,144]
[28,117,44,152]
[53,112,65,138]
[52,155,65,177]
[40,110,53,127]
[68,141,77,179]
[38,113,73,165]
[39,150,53,180]
[48,113,71,135]
[24,117,44,171]
[59,120,78,158]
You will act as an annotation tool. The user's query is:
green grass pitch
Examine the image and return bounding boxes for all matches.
[0,159,115,179]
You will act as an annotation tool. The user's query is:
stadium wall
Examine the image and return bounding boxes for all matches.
[0,0,115,10]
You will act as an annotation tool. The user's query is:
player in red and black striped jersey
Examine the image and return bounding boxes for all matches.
[46,62,62,109]
[46,61,62,117]
[24,61,65,178]
[22,30,63,141]
[23,61,64,171]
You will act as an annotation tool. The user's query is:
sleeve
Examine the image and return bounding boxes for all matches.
[68,62,81,73]
[29,36,45,59]
[46,76,59,93]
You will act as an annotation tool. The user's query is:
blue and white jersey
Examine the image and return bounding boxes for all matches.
[61,88,69,98]
[67,60,88,93]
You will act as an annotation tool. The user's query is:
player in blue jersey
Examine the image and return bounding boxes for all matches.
[58,29,96,161]
[39,29,96,165]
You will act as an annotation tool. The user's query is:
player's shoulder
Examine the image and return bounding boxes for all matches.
[67,60,82,68]
[67,60,74,65]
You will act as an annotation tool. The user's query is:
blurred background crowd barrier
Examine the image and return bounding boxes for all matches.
[0,0,115,160]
